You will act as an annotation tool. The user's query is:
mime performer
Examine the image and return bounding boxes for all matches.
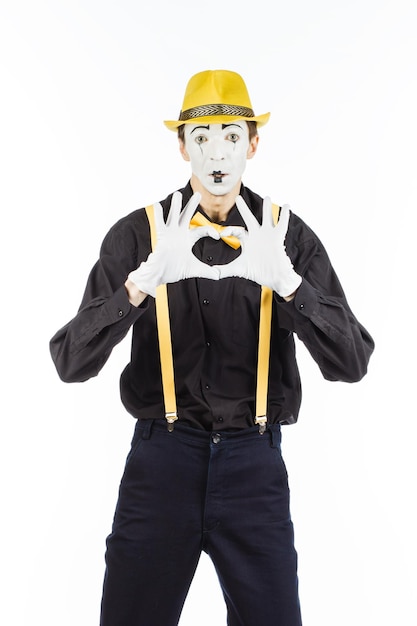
[50,69,374,626]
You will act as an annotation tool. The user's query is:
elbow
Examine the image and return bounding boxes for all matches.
[349,337,375,383]
[49,342,95,384]
[323,364,369,384]
[54,366,90,384]
[344,365,369,383]
[51,357,92,384]
[348,353,373,383]
[324,345,374,384]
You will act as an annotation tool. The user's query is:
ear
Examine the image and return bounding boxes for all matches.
[179,138,190,162]
[246,134,259,160]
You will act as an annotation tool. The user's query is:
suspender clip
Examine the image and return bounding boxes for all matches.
[165,412,178,432]
[255,416,267,435]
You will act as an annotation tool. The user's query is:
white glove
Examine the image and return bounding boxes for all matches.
[128,191,221,297]
[215,196,302,298]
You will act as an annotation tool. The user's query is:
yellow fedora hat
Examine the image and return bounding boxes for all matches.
[164,69,270,131]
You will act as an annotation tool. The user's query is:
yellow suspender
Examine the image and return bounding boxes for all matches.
[145,202,280,434]
[145,205,178,431]
[255,202,280,433]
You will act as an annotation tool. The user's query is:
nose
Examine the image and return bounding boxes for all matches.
[208,136,225,161]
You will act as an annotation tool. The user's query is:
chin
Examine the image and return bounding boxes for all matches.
[203,181,234,196]
[206,188,230,196]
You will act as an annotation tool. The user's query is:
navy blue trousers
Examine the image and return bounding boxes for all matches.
[100,420,302,626]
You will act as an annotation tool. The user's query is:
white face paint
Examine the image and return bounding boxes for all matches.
[183,122,251,195]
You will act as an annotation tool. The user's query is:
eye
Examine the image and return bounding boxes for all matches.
[195,135,207,144]
[226,133,239,143]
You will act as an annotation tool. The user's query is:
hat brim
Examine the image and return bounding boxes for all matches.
[163,111,270,131]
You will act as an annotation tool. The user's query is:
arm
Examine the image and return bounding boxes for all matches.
[50,191,221,383]
[50,222,148,383]
[216,196,374,383]
[276,232,374,383]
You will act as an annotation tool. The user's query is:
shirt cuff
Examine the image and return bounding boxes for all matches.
[99,284,148,327]
[276,279,319,321]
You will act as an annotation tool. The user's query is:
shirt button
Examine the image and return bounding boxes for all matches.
[217,416,224,423]
[212,433,221,444]
[299,303,304,310]
[118,309,124,317]
[206,341,211,347]
[205,384,210,390]
[203,299,210,305]
[206,255,213,262]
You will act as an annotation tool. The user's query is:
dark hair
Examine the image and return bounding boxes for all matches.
[177,120,258,143]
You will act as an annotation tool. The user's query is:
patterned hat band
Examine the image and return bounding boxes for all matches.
[179,103,255,121]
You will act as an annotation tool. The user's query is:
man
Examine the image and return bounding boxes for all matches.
[50,69,374,626]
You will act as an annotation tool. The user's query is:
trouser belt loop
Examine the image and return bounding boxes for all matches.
[269,426,279,449]
[141,420,153,440]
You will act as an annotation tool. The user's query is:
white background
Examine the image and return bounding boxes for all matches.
[1,1,416,624]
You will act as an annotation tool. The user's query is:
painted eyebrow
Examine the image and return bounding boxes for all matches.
[189,123,243,134]
[190,125,210,134]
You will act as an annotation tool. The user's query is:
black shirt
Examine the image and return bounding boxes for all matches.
[50,182,374,430]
